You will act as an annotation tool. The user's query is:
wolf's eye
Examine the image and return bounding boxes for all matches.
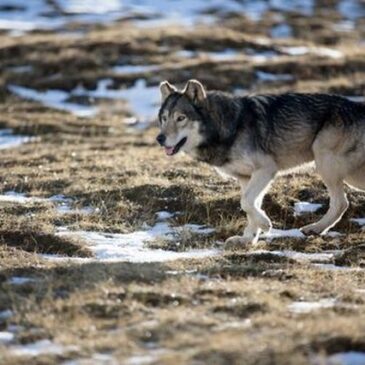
[161,116,167,123]
[176,115,186,122]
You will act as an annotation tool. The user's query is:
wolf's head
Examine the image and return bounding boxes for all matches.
[156,79,207,156]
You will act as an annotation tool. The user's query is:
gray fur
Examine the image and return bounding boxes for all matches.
[157,79,365,247]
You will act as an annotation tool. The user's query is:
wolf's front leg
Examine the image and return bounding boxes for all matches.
[225,167,277,249]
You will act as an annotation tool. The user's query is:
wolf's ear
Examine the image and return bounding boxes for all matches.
[183,79,206,103]
[160,81,177,102]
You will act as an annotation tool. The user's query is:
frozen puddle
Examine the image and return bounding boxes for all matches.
[54,214,218,263]
[288,298,336,313]
[0,129,33,149]
[294,202,322,216]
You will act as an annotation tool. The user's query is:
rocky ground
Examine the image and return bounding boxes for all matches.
[0,1,364,364]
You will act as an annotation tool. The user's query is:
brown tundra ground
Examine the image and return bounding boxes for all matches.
[0,1,365,364]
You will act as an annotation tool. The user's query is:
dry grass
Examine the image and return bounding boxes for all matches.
[0,3,365,364]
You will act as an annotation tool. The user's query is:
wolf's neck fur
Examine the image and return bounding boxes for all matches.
[195,92,253,166]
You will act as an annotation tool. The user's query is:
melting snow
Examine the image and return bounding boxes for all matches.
[351,218,365,226]
[261,228,306,240]
[7,277,35,285]
[294,202,322,216]
[254,249,337,263]
[256,71,293,82]
[0,129,33,150]
[73,78,159,121]
[324,352,365,365]
[10,339,77,357]
[8,85,98,118]
[112,64,159,74]
[55,219,217,263]
[280,46,343,59]
[0,191,95,215]
[288,298,336,313]
[0,331,15,344]
[0,310,13,320]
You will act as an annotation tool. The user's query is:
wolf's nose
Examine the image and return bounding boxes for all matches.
[156,134,166,146]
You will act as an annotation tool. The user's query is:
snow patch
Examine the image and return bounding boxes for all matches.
[0,129,33,150]
[7,277,36,285]
[317,352,365,365]
[261,228,306,240]
[256,71,293,82]
[288,298,336,313]
[294,202,322,216]
[55,219,217,263]
[351,218,365,226]
[10,339,77,357]
[280,46,343,59]
[8,85,97,118]
[0,331,15,344]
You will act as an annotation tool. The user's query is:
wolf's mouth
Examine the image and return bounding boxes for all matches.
[164,137,187,156]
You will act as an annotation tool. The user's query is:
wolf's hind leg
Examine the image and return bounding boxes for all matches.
[225,167,276,248]
[301,155,349,235]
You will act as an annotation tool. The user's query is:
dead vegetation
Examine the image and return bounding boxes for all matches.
[0,1,365,364]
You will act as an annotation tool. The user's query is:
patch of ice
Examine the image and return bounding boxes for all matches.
[7,277,35,285]
[0,191,42,204]
[318,352,365,365]
[0,310,13,320]
[7,65,33,74]
[280,46,343,59]
[312,263,363,271]
[338,0,365,20]
[0,191,94,215]
[255,249,336,263]
[61,353,117,365]
[156,211,175,221]
[10,339,76,357]
[112,64,159,75]
[126,349,169,365]
[288,298,336,313]
[8,85,97,118]
[203,49,239,61]
[72,79,159,121]
[0,331,15,344]
[256,71,293,82]
[294,202,322,216]
[346,96,365,102]
[351,218,365,226]
[56,221,217,263]
[260,228,306,240]
[271,23,292,38]
[0,129,33,150]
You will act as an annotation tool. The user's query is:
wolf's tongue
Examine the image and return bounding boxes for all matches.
[165,146,174,156]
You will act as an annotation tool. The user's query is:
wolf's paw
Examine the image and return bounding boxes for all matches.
[300,223,324,235]
[224,235,252,250]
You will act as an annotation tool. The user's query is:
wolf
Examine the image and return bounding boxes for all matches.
[156,79,365,247]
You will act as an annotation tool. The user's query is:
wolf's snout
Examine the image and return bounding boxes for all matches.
[156,134,166,146]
